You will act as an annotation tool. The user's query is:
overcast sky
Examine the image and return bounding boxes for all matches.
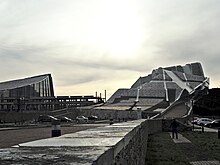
[0,0,220,98]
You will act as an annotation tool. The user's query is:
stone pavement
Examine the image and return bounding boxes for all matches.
[0,119,147,164]
[190,161,220,165]
[169,132,220,165]
[169,132,191,143]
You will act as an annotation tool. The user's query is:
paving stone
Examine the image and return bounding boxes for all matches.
[190,161,220,165]
[169,133,191,143]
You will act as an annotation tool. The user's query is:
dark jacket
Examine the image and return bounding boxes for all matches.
[170,120,179,130]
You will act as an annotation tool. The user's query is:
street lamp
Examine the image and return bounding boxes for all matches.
[19,97,25,124]
[191,99,194,130]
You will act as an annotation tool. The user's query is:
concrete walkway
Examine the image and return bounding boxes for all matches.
[169,132,191,143]
[162,102,188,118]
[169,132,220,165]
[192,125,218,133]
[190,161,220,165]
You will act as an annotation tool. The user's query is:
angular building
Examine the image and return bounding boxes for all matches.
[107,62,209,114]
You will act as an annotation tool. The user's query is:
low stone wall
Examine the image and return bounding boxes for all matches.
[92,119,162,165]
[0,111,46,123]
[0,119,163,165]
[0,108,140,123]
[108,119,162,165]
[72,108,141,120]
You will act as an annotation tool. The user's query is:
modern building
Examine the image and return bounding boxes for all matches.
[0,74,54,98]
[0,74,103,112]
[106,62,209,118]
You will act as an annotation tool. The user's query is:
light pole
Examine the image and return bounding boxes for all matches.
[191,99,194,131]
[20,97,25,125]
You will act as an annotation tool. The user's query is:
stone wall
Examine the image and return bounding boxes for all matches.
[72,108,140,121]
[0,107,140,123]
[0,118,165,164]
[94,119,162,165]
[0,111,46,123]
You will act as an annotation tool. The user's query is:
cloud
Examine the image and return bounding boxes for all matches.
[137,1,220,75]
[1,0,220,96]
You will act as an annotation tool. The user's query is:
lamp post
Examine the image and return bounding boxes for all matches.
[20,97,25,125]
[191,99,194,131]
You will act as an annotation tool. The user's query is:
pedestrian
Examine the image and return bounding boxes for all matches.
[170,119,179,139]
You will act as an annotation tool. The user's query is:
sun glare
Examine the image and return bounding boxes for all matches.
[84,1,144,58]
[32,1,145,59]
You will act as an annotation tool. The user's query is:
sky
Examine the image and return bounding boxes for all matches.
[0,0,220,99]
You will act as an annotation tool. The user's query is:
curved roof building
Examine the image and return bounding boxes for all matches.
[0,74,54,98]
[0,74,103,113]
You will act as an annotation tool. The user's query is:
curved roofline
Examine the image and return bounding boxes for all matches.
[0,73,51,84]
[0,73,52,91]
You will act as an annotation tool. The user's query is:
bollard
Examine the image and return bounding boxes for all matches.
[137,107,142,119]
[218,128,220,139]
[51,119,61,137]
[109,119,113,125]
[201,126,204,133]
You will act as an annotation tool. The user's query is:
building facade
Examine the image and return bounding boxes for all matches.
[107,62,209,109]
[0,74,54,98]
[0,74,103,112]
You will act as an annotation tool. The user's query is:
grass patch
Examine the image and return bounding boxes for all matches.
[145,132,190,165]
[182,131,220,161]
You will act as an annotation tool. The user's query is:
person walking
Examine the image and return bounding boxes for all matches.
[170,119,179,139]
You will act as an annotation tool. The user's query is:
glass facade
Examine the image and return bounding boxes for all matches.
[0,75,54,98]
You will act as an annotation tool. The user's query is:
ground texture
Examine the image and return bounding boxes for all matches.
[0,124,106,148]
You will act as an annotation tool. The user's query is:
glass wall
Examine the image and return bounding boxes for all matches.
[6,76,54,98]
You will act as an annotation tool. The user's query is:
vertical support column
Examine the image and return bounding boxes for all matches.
[104,90,107,102]
[163,69,169,102]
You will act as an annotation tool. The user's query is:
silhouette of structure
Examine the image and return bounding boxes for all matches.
[107,62,209,118]
[0,74,103,111]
